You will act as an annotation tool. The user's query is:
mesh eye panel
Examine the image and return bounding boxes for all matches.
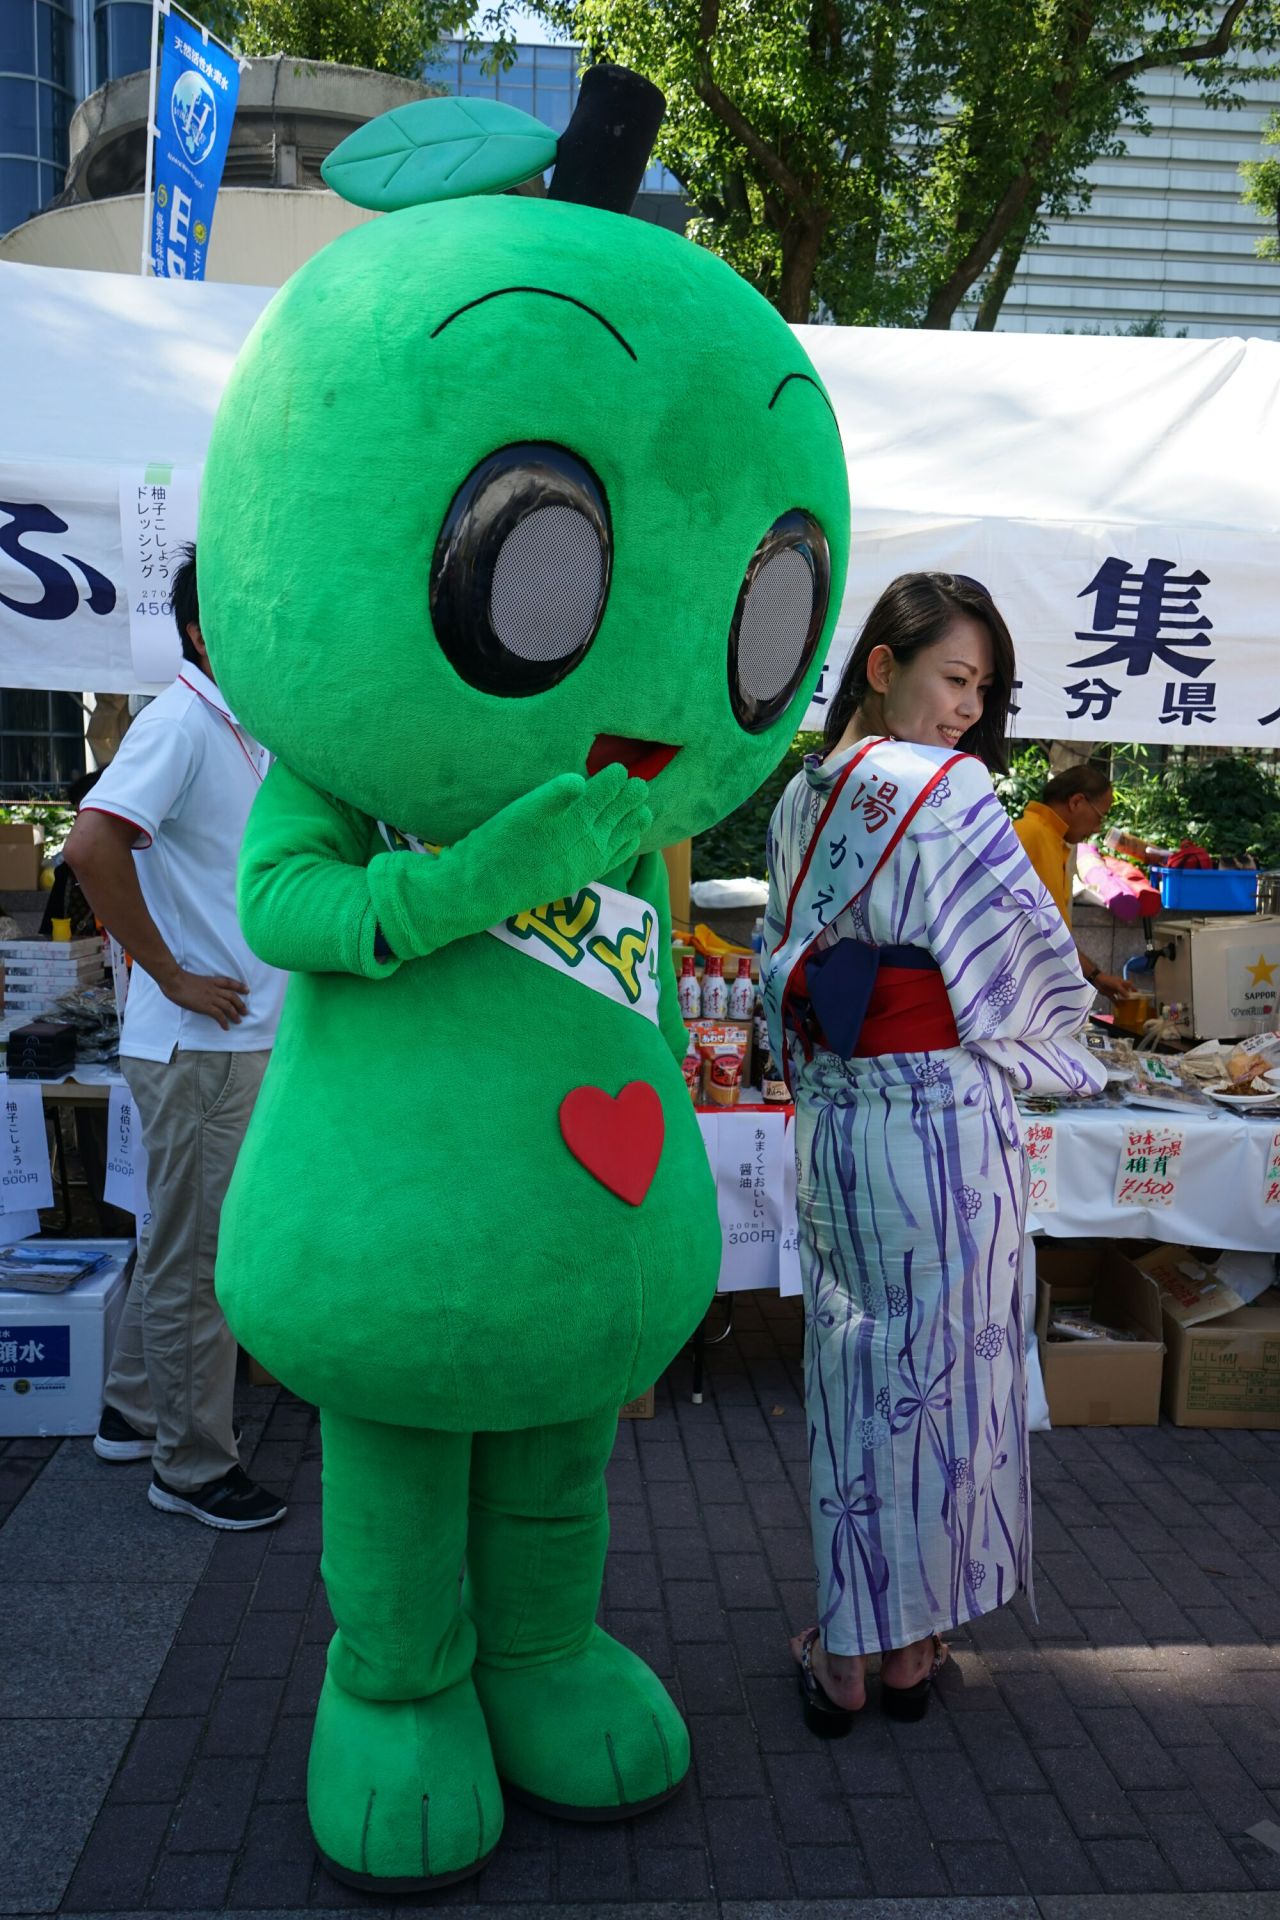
[488,505,604,663]
[736,548,815,703]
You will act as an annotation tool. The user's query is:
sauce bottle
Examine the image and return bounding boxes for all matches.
[728,956,755,1020]
[677,953,701,1018]
[700,954,727,1018]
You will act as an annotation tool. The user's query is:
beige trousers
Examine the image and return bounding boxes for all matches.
[104,1049,268,1491]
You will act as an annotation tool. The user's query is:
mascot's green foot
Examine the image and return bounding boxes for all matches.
[475,1625,690,1819]
[307,1670,503,1890]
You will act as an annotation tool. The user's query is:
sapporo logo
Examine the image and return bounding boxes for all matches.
[171,68,218,166]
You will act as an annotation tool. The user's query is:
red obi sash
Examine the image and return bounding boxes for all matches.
[854,963,960,1056]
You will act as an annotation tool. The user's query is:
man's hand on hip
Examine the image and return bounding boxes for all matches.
[158,967,249,1029]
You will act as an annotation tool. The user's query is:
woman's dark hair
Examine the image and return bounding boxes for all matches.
[822,571,1016,773]
[171,544,201,664]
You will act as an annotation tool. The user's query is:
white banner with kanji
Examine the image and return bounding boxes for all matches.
[3,258,1277,743]
[801,528,1277,746]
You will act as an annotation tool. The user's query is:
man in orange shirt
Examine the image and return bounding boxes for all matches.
[1014,764,1132,1001]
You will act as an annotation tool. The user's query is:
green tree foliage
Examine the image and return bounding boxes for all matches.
[505,1,1279,326]
[196,0,469,77]
[1241,109,1280,258]
[692,733,821,880]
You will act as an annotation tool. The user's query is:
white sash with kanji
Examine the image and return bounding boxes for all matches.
[761,737,966,1069]
[376,822,661,1025]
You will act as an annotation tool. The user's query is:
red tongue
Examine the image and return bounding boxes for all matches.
[586,735,681,781]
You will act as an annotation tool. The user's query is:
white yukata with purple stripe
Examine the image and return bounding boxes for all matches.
[764,741,1103,1656]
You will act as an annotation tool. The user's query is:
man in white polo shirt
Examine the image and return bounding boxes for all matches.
[65,546,287,1530]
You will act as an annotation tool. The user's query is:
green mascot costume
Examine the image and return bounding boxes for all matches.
[200,67,849,1892]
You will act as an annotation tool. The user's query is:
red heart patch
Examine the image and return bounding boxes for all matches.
[559,1081,664,1207]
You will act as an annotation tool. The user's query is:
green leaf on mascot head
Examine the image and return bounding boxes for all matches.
[321,97,558,213]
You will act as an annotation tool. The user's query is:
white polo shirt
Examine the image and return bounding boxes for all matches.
[82,666,285,1062]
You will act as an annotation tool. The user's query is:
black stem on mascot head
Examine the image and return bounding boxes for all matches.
[547,65,666,217]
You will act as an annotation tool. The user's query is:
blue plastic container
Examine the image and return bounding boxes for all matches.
[1150,867,1258,913]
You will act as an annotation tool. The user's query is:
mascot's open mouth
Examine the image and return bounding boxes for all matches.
[586,735,682,781]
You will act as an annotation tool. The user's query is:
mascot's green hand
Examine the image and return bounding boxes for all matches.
[368,766,652,963]
[482,766,653,904]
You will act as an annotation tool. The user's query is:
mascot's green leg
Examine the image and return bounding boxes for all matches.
[308,1411,503,1890]
[468,1410,690,1818]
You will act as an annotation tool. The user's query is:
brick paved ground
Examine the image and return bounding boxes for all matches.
[5,1288,1280,1920]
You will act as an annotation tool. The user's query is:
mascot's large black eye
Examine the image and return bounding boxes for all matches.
[729,510,831,732]
[430,443,612,696]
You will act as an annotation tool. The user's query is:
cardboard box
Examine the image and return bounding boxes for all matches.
[0,825,45,893]
[619,1385,656,1420]
[1035,1241,1165,1426]
[0,1240,132,1436]
[1138,1245,1280,1429]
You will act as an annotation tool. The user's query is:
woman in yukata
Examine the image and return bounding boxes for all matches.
[761,572,1104,1732]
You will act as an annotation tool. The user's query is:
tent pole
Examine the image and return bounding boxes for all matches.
[139,0,166,276]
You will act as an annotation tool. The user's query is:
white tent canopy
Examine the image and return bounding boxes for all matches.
[1,259,1276,743]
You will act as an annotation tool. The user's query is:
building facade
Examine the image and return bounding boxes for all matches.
[996,63,1280,337]
[1,2,152,236]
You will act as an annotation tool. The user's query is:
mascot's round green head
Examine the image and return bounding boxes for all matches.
[200,72,849,850]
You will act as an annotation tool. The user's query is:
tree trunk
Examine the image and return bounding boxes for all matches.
[921,170,1037,328]
[777,216,828,323]
[921,0,1097,329]
[974,206,1038,330]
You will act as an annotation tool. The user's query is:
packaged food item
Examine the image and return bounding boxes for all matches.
[1227,1034,1280,1086]
[706,1052,743,1106]
[688,1020,749,1106]
[700,954,727,1019]
[677,953,701,1018]
[1048,1311,1140,1343]
[728,956,755,1021]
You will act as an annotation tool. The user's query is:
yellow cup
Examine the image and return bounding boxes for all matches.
[1113,993,1152,1036]
[50,917,72,942]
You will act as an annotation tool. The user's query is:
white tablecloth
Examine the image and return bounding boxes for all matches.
[699,1097,1280,1296]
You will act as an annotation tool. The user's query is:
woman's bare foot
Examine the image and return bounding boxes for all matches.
[790,1629,867,1711]
[880,1634,948,1692]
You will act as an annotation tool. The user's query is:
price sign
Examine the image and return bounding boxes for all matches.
[778,1114,802,1297]
[105,1083,151,1229]
[1022,1119,1058,1214]
[117,466,199,683]
[1115,1124,1185,1208]
[0,1078,53,1215]
[1265,1131,1280,1209]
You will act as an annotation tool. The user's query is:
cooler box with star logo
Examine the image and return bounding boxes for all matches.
[1154,915,1279,1041]
[0,1240,132,1436]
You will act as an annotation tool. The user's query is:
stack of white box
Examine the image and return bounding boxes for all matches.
[0,938,107,1020]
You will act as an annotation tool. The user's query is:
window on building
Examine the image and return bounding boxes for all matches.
[94,1,152,85]
[0,157,41,232]
[0,692,87,797]
[0,2,74,233]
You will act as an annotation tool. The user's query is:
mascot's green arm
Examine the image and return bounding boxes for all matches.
[237,762,680,1033]
[237,761,399,978]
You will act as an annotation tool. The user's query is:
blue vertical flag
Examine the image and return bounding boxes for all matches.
[150,9,239,279]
